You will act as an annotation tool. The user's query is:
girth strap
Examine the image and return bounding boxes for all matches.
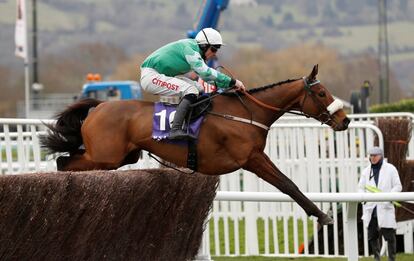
[208,111,270,131]
[187,139,197,171]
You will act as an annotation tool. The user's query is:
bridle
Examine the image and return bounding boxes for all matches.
[202,65,344,129]
[300,77,339,125]
[242,77,343,126]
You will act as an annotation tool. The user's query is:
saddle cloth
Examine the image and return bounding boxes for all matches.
[152,102,204,140]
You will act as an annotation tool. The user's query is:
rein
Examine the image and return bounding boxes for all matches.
[241,89,309,117]
[190,78,322,130]
[216,65,311,118]
[190,88,271,130]
[241,77,324,118]
[190,71,335,130]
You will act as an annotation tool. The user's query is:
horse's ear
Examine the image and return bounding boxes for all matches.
[308,64,319,80]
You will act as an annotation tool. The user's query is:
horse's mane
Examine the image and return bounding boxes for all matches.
[220,78,301,97]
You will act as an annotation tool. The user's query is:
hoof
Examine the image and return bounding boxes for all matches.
[318,214,334,226]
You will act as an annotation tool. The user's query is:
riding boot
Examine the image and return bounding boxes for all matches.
[168,94,197,140]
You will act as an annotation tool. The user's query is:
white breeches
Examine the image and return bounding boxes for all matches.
[140,67,203,97]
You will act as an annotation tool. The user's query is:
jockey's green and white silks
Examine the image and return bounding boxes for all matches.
[141,39,232,89]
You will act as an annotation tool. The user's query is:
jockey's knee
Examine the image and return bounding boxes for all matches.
[182,85,199,97]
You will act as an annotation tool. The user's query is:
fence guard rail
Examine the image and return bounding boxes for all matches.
[196,192,414,261]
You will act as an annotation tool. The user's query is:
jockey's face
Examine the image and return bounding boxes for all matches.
[205,45,219,60]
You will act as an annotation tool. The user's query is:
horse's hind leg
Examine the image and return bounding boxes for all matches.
[244,152,333,226]
[57,153,119,171]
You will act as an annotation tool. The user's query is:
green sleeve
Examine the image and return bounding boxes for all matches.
[183,46,232,89]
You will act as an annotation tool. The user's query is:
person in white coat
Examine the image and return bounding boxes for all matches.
[358,146,402,261]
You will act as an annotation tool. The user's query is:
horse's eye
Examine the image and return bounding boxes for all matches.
[318,91,326,98]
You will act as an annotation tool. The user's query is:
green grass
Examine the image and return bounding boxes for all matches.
[1,148,49,162]
[210,217,314,255]
[1,149,17,160]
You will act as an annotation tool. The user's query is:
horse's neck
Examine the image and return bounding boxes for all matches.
[252,80,303,123]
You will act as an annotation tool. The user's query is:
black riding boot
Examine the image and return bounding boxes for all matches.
[168,94,197,140]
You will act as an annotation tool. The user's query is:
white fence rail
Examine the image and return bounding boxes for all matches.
[278,112,414,158]
[0,118,160,174]
[0,118,55,174]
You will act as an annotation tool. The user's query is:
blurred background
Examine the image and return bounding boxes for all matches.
[0,0,413,117]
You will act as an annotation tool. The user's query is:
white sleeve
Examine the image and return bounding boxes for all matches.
[358,167,368,193]
[390,165,402,192]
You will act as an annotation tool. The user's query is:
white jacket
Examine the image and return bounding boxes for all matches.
[358,161,402,228]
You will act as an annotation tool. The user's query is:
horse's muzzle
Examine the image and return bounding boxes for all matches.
[337,117,350,131]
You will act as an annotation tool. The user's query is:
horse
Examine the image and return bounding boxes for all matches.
[41,65,350,226]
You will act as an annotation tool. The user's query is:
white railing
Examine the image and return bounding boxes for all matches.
[279,112,414,122]
[0,118,55,174]
[196,192,414,261]
[0,118,162,174]
[278,112,414,158]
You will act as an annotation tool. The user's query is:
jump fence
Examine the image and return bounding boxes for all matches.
[0,169,219,260]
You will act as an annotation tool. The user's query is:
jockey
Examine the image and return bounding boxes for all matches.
[140,28,245,140]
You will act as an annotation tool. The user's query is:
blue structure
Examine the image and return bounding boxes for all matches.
[187,0,229,39]
[81,81,142,100]
[187,0,229,69]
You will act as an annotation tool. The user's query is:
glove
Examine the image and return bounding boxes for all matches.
[235,79,246,91]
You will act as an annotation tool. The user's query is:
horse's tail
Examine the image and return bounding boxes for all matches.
[40,98,102,154]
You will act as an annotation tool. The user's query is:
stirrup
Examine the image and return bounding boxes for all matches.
[168,129,196,140]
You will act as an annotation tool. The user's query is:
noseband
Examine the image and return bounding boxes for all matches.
[301,77,343,125]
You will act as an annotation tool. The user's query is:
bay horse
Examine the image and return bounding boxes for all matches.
[41,65,350,225]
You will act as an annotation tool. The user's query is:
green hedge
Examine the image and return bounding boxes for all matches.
[370,99,414,113]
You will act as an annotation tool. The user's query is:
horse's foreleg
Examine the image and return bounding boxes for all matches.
[244,152,333,226]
